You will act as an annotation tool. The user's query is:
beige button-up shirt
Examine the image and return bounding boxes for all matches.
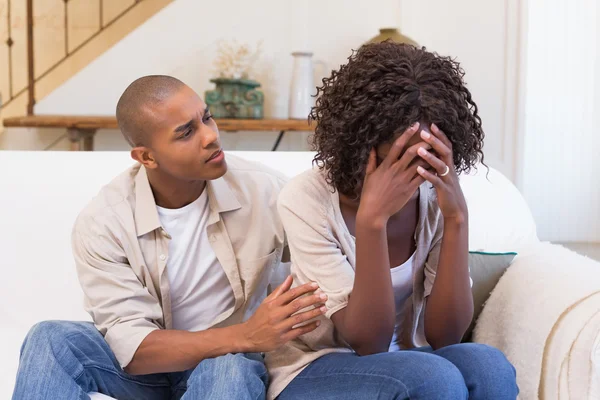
[265,168,443,399]
[72,154,288,368]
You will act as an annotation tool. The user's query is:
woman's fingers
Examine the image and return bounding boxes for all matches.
[430,123,453,149]
[365,148,377,176]
[395,142,432,171]
[417,165,444,187]
[408,157,431,169]
[408,174,426,192]
[417,148,448,175]
[382,122,420,167]
[420,129,452,164]
[406,158,433,179]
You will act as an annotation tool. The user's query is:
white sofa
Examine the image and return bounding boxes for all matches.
[0,151,598,400]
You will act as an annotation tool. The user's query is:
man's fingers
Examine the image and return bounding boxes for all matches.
[274,281,319,306]
[282,305,327,330]
[265,275,293,302]
[382,122,420,168]
[282,292,328,318]
[281,321,321,342]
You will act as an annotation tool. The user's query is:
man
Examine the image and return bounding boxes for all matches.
[12,76,326,400]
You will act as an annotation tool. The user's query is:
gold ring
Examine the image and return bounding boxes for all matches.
[439,165,450,177]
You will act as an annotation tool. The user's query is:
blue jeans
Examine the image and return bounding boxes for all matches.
[12,321,268,400]
[278,343,518,399]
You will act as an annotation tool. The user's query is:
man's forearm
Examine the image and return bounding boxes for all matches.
[424,217,473,349]
[125,324,249,375]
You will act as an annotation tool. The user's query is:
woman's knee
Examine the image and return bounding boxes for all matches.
[418,353,469,399]
[438,343,518,399]
[443,343,516,375]
[382,352,468,399]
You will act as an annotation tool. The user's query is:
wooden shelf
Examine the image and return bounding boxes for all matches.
[3,115,315,132]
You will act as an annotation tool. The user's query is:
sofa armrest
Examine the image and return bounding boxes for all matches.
[473,242,600,399]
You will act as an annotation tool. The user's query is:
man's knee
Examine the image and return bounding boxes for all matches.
[21,321,95,356]
[184,353,267,399]
[194,353,267,385]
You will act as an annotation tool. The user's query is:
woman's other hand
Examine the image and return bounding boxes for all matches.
[358,122,430,226]
[416,123,468,224]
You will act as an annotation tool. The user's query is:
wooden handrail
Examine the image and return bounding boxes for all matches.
[2,0,153,113]
[26,0,34,115]
[3,115,315,131]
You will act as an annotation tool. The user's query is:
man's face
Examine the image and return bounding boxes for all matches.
[142,85,227,181]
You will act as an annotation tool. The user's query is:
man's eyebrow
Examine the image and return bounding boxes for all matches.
[174,120,193,133]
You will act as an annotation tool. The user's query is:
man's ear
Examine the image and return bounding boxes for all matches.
[130,147,158,169]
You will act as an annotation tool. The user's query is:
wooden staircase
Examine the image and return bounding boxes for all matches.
[0,0,173,124]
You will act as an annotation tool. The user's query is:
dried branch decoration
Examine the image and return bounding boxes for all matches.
[213,39,263,80]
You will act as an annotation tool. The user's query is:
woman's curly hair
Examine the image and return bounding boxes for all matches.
[310,41,485,198]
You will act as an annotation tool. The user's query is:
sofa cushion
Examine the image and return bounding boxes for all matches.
[464,251,517,341]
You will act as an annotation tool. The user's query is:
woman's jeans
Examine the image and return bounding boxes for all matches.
[278,343,519,399]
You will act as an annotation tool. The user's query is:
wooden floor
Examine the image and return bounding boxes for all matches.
[557,242,600,261]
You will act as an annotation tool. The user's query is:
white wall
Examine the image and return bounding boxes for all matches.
[521,0,600,242]
[1,0,523,177]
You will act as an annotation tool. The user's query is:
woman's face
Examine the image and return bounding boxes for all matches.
[375,121,432,165]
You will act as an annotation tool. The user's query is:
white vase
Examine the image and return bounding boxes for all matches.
[288,52,314,120]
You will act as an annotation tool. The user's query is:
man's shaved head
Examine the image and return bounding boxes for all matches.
[116,75,186,147]
[118,75,226,183]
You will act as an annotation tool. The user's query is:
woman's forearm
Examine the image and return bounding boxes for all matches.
[424,216,473,349]
[331,212,395,355]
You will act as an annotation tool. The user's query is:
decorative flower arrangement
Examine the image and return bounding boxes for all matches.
[205,40,265,119]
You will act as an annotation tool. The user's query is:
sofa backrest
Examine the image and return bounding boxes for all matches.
[0,150,537,397]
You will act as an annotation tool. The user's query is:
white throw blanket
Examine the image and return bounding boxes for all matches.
[474,242,600,400]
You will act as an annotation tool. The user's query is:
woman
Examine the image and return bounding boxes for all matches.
[265,42,518,399]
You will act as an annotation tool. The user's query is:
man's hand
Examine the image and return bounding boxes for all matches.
[241,276,327,352]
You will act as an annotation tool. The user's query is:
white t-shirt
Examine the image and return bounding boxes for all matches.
[389,252,417,352]
[157,189,235,332]
[388,252,474,351]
